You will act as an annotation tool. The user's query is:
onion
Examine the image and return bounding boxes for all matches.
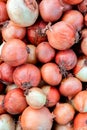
[53,102,75,125]
[73,56,87,82]
[25,87,46,109]
[55,49,77,74]
[39,0,63,22]
[59,76,82,99]
[0,114,15,130]
[36,42,56,63]
[1,20,26,41]
[46,21,77,50]
[27,19,47,46]
[1,39,29,66]
[0,1,9,24]
[74,113,87,130]
[4,88,28,114]
[41,62,62,86]
[20,106,53,130]
[62,10,84,31]
[0,62,15,84]
[13,63,41,90]
[42,85,60,107]
[6,0,39,27]
[71,90,87,112]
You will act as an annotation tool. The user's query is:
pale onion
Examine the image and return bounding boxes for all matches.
[6,0,39,27]
[25,87,47,109]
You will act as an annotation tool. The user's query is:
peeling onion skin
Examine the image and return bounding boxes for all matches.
[20,106,53,130]
[6,0,39,27]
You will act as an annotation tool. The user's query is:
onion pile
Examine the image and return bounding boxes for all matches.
[0,0,87,129]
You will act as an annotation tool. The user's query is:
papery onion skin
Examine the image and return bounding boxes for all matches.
[0,114,16,130]
[4,88,28,114]
[6,0,39,27]
[41,62,62,86]
[1,20,26,41]
[1,39,28,66]
[46,21,76,50]
[13,63,41,90]
[20,106,53,130]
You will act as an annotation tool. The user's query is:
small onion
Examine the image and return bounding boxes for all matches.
[20,106,53,130]
[0,95,6,114]
[25,87,46,109]
[6,0,39,27]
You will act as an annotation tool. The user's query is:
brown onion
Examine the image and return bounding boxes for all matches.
[13,63,41,90]
[4,88,28,114]
[71,90,87,112]
[36,42,56,63]
[1,20,26,41]
[1,39,29,66]
[41,62,62,86]
[27,19,47,46]
[39,0,63,22]
[0,62,15,84]
[59,76,82,99]
[62,10,84,31]
[46,21,77,50]
[20,106,53,130]
[53,103,75,125]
